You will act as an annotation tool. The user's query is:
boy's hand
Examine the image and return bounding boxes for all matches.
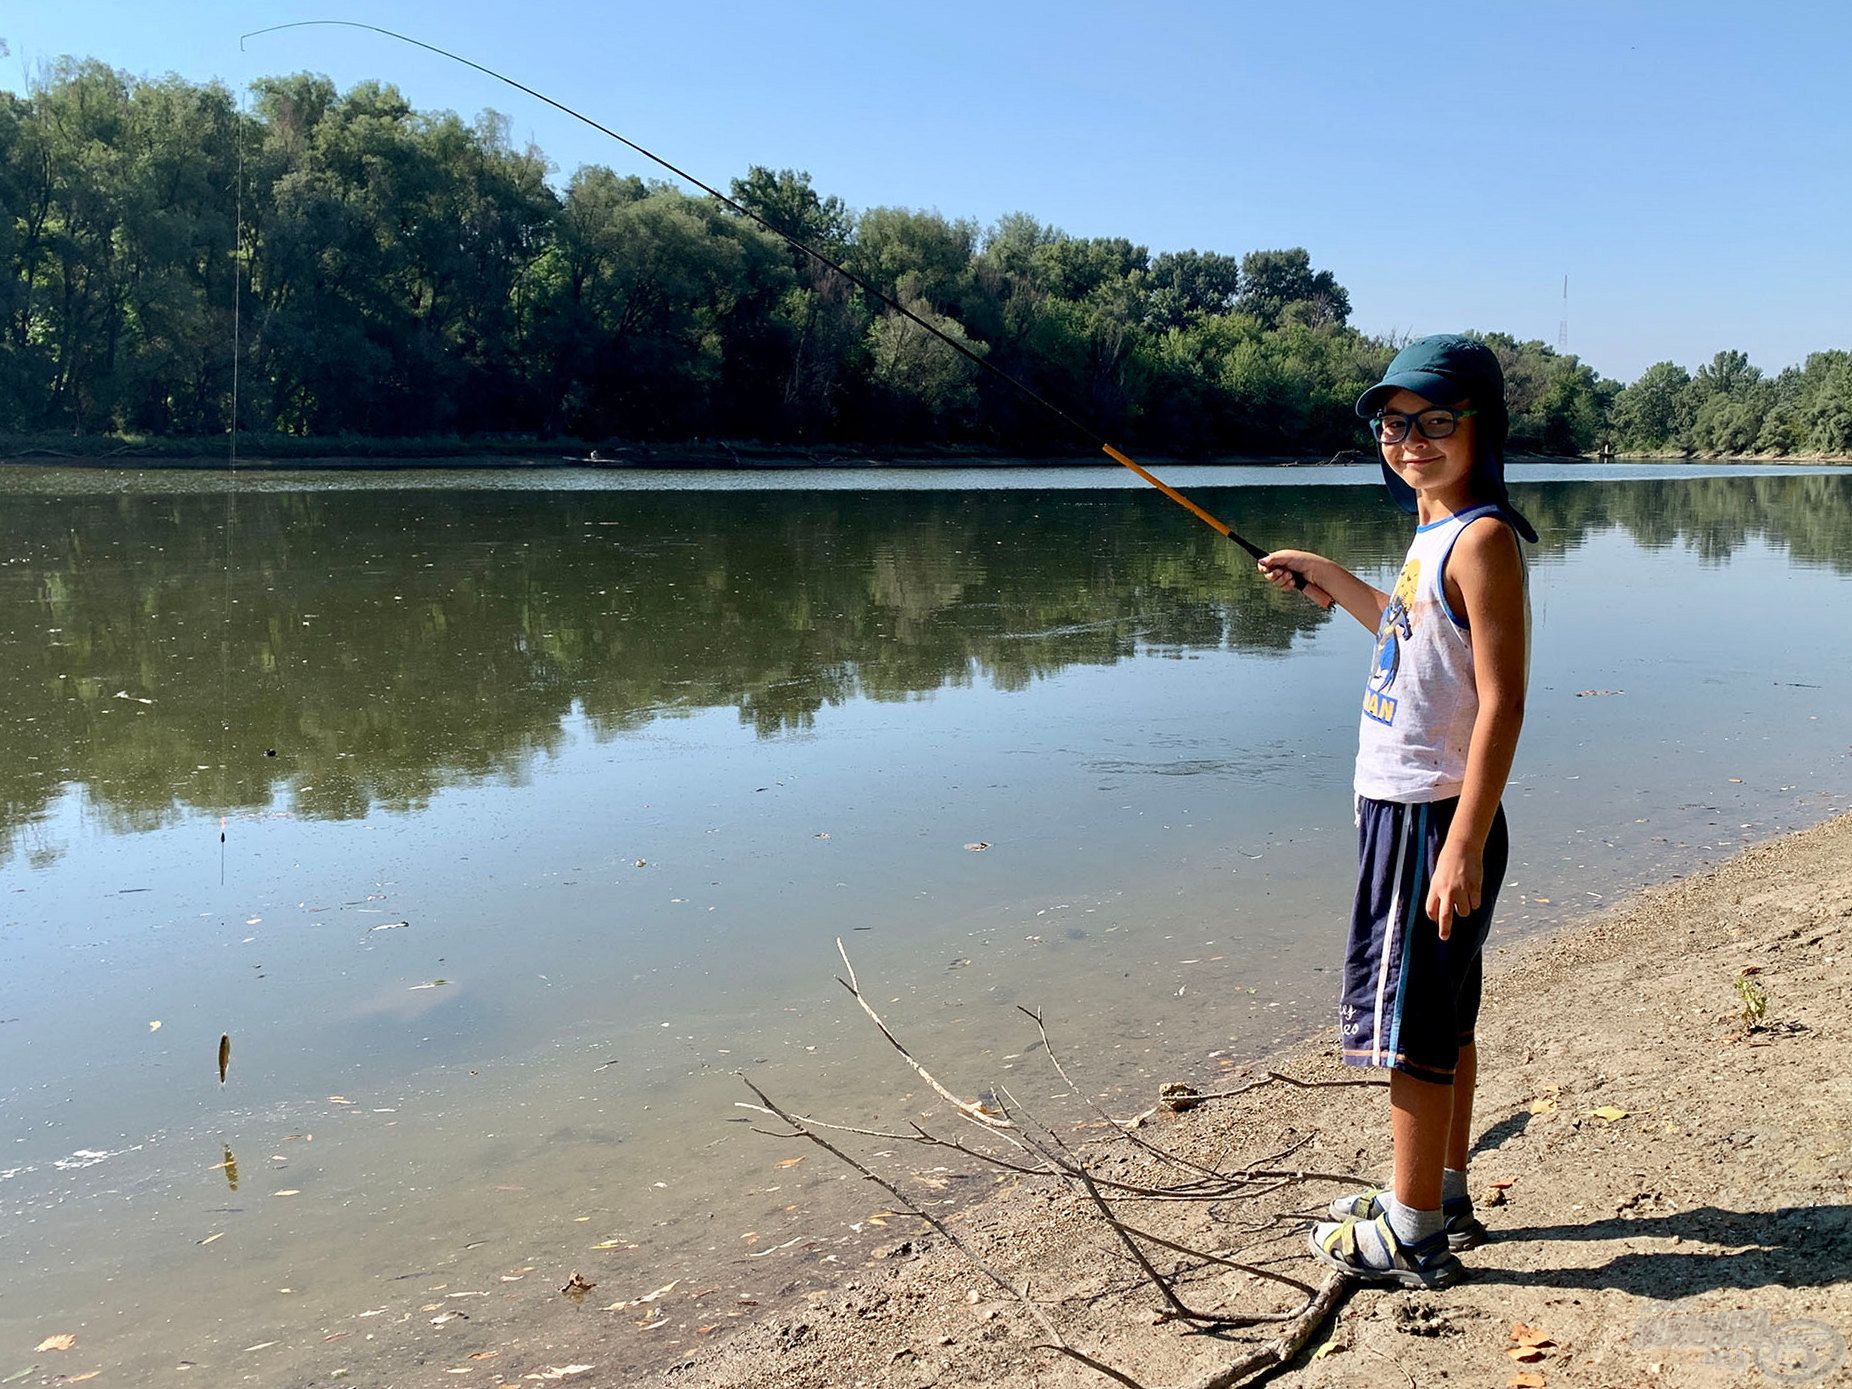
[1257,551,1334,610]
[1427,842,1483,941]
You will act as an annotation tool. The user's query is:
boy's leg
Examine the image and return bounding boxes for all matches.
[1390,1069,1452,1212]
[1313,1066,1461,1287]
[1446,1041,1476,1172]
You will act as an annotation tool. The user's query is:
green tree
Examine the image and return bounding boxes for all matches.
[866,295,987,433]
[1797,351,1852,454]
[1236,248,1350,328]
[727,166,851,263]
[1691,348,1760,401]
[848,206,976,312]
[1145,249,1241,331]
[1610,360,1693,452]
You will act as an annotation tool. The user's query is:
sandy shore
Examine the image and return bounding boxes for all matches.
[632,811,1852,1389]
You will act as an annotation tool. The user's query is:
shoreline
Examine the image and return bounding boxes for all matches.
[641,809,1852,1388]
[7,438,1848,471]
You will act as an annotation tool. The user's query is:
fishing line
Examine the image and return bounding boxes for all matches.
[218,85,245,886]
[238,20,1300,579]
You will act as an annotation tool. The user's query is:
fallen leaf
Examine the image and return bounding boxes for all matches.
[1310,1338,1346,1360]
[560,1271,596,1296]
[1511,1322,1557,1347]
[963,842,991,852]
[1588,1106,1628,1122]
[468,1350,499,1361]
[36,1334,76,1352]
[198,1232,224,1246]
[1508,1373,1547,1388]
[1508,1346,1546,1362]
[527,1368,594,1381]
[272,1190,301,1197]
[1527,1097,1558,1115]
[589,1240,634,1251]
[776,1157,805,1169]
[149,1020,162,1031]
[218,1033,231,1084]
[66,1374,102,1384]
[603,1279,682,1311]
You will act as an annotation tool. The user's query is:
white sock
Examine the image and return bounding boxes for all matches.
[1443,1167,1469,1205]
[1383,1195,1445,1247]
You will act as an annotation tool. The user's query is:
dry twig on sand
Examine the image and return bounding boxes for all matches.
[739,939,1368,1388]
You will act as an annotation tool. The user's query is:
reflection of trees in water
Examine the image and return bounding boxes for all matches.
[1519,473,1852,572]
[1,474,1845,852]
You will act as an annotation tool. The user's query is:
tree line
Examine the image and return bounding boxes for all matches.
[2,61,1847,457]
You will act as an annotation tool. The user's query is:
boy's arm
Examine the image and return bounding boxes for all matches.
[1427,519,1528,939]
[1257,550,1389,633]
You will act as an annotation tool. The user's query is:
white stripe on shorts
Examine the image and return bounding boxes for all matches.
[1371,805,1410,1066]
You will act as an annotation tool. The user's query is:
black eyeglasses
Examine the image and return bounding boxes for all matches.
[1369,408,1477,444]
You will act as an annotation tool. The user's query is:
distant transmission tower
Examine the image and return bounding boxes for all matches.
[1558,275,1568,354]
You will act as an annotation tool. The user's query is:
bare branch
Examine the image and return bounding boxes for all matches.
[740,1076,1051,1329]
[836,937,1011,1129]
[1172,1270,1351,1389]
[1113,1220,1315,1303]
[1020,1004,1229,1184]
[1188,1070,1385,1102]
[740,1075,1148,1387]
[733,1101,1053,1176]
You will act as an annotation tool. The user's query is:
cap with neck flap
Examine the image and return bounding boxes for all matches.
[1355,334,1537,543]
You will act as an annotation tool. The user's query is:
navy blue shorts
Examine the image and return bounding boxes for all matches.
[1339,795,1508,1084]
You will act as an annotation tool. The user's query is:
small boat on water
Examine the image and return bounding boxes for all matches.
[559,449,636,467]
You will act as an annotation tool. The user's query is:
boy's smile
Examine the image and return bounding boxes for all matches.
[1378,387,1478,521]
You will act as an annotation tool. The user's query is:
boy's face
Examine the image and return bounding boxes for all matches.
[1378,387,1477,506]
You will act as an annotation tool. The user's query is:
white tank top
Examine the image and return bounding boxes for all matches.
[1354,505,1519,802]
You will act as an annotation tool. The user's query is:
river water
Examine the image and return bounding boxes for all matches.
[1,462,1848,1382]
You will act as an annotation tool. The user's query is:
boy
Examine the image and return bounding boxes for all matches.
[1259,335,1535,1289]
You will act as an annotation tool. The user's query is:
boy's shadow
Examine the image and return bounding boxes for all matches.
[1472,1203,1852,1298]
[1470,1110,1532,1156]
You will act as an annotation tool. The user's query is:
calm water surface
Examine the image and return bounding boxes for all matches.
[1,463,1849,1382]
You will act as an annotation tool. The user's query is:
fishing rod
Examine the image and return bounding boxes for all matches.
[240,20,1303,584]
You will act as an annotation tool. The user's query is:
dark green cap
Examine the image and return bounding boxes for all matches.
[1355,334,1536,542]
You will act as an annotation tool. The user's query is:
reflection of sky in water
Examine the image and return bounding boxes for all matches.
[0,469,1849,1382]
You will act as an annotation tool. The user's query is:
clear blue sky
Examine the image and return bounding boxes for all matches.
[6,1,1849,382]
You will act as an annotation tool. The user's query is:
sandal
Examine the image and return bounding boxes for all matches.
[1308,1212,1466,1290]
[1326,1188,1489,1252]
